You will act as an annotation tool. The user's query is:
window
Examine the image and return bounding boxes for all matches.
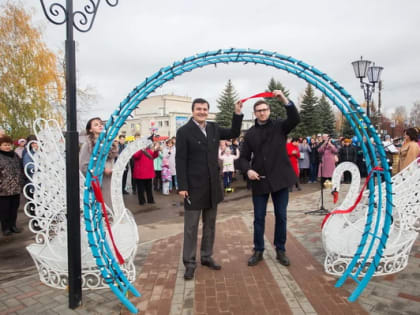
[165,121,169,126]
[158,121,163,127]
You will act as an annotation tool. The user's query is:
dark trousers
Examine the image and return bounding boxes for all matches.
[0,194,20,232]
[343,171,352,183]
[252,188,289,252]
[223,171,233,188]
[130,159,136,192]
[310,162,318,182]
[299,168,309,183]
[136,179,154,204]
[183,207,217,268]
[153,171,162,191]
[122,168,128,192]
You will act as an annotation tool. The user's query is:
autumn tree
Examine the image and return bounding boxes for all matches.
[391,105,408,137]
[409,101,420,127]
[0,3,64,139]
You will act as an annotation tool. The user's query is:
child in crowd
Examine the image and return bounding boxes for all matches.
[218,147,240,192]
[161,157,171,195]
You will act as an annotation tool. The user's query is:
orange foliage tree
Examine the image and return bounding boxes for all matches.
[0,2,64,139]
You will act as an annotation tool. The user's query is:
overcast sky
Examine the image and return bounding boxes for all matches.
[26,0,420,121]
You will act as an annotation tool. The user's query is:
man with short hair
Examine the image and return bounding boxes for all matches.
[239,90,300,267]
[176,98,243,280]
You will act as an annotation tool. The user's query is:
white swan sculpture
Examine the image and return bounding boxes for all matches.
[322,161,420,277]
[23,119,147,289]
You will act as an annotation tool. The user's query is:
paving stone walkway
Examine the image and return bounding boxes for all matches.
[1,188,419,315]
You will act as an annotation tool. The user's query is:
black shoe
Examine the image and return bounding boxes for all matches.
[247,251,263,266]
[3,229,12,236]
[139,202,145,205]
[276,250,290,266]
[148,201,156,204]
[184,267,195,280]
[201,258,221,270]
[11,226,22,233]
[123,190,129,195]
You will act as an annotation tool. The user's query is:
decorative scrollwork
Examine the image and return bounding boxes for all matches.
[40,1,67,26]
[40,0,119,33]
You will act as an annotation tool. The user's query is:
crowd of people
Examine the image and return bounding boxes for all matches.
[1,108,420,288]
[282,129,420,190]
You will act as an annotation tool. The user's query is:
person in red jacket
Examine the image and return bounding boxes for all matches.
[133,142,160,205]
[287,138,301,192]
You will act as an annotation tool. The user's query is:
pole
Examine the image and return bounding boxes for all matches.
[366,85,370,119]
[65,0,82,308]
[378,80,382,132]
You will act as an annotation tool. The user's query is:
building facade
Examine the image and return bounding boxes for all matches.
[118,94,216,138]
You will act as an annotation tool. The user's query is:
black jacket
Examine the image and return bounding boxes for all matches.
[309,142,320,164]
[176,114,243,210]
[239,103,300,195]
[338,145,357,163]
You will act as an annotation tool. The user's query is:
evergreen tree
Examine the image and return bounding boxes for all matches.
[342,117,354,138]
[316,94,336,137]
[264,78,289,120]
[294,84,320,137]
[216,79,239,128]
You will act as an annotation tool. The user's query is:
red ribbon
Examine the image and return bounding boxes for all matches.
[332,190,339,204]
[91,176,125,265]
[240,92,275,103]
[321,166,384,229]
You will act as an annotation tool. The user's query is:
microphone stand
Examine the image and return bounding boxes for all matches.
[305,142,330,215]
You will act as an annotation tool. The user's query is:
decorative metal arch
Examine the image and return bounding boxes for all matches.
[83,48,393,313]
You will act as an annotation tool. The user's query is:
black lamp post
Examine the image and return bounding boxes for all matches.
[40,0,119,309]
[351,56,383,120]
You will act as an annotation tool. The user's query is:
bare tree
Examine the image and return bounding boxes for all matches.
[409,101,420,127]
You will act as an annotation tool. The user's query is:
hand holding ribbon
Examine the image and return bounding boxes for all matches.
[240,90,289,105]
[240,92,275,103]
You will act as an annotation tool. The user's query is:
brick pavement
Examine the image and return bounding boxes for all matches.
[1,186,419,314]
[194,217,293,315]
[125,215,369,315]
[285,190,420,315]
[265,214,367,315]
[126,234,183,315]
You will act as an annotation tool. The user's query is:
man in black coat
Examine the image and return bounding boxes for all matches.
[176,98,243,280]
[239,90,300,267]
[338,138,358,183]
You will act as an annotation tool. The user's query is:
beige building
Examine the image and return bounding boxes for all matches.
[118,94,216,138]
[117,94,255,139]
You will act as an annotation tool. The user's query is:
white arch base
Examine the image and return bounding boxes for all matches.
[322,161,420,277]
[24,119,146,290]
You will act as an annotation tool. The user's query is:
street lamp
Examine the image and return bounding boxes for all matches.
[351,56,383,119]
[40,0,119,309]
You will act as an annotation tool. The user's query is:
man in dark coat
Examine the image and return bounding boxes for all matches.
[239,90,300,267]
[338,138,357,183]
[176,98,243,280]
